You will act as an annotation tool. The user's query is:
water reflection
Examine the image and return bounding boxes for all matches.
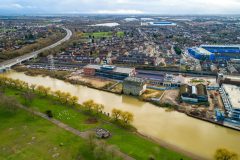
[122,95,144,107]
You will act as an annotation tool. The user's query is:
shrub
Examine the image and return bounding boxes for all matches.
[46,110,53,118]
[214,148,238,160]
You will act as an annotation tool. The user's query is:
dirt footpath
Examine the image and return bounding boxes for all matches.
[69,75,114,88]
[161,90,179,105]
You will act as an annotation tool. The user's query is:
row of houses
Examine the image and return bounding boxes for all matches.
[112,51,158,66]
[0,24,56,52]
[53,49,159,66]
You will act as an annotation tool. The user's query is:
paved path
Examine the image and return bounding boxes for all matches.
[19,105,135,160]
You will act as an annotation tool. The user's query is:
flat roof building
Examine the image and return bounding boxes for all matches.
[141,21,177,26]
[188,47,215,61]
[220,84,240,121]
[188,45,240,61]
[123,77,147,96]
[83,64,136,80]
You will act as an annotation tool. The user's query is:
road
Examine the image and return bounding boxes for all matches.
[0,27,72,70]
[137,28,150,41]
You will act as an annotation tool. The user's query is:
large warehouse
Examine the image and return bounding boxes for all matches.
[188,45,240,61]
[180,84,208,103]
[188,47,215,61]
[83,64,136,80]
[141,21,177,26]
[219,84,240,121]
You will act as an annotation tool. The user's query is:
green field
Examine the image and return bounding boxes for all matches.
[0,28,17,33]
[190,79,205,83]
[2,88,191,160]
[83,31,124,39]
[0,105,94,160]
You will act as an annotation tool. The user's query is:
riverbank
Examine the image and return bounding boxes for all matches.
[0,83,191,160]
[11,67,240,132]
[13,67,178,107]
[4,71,240,159]
[137,132,207,160]
[186,113,240,132]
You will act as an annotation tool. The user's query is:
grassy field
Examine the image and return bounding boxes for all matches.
[3,88,191,160]
[83,31,124,38]
[0,104,94,160]
[190,79,205,83]
[102,123,189,160]
[5,89,99,132]
[0,28,17,33]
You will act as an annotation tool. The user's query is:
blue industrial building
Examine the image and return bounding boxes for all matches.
[215,108,225,122]
[188,47,215,61]
[188,45,240,61]
[151,22,176,26]
[142,21,177,26]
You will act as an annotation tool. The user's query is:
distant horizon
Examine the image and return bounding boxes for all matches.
[1,0,240,15]
[0,13,240,17]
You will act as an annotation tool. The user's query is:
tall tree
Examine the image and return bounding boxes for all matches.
[69,96,79,106]
[120,111,134,124]
[22,91,35,106]
[214,148,238,160]
[93,104,104,114]
[83,100,95,111]
[111,108,122,120]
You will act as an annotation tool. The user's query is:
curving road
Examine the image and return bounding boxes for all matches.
[0,27,72,70]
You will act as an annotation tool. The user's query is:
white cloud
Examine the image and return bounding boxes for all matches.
[12,3,23,8]
[115,0,134,4]
[96,9,144,14]
[0,0,240,14]
[0,3,23,9]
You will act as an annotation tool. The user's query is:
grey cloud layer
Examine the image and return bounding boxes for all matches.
[0,0,240,14]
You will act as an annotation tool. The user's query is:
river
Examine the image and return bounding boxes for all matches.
[4,71,240,159]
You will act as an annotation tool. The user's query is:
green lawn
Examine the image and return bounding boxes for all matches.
[0,28,17,33]
[116,32,124,37]
[0,105,94,160]
[102,123,189,160]
[4,88,191,160]
[5,89,100,132]
[83,31,124,39]
[190,79,205,83]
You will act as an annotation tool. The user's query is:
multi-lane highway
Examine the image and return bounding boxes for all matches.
[0,27,72,71]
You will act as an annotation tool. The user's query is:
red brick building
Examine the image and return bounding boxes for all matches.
[83,67,95,76]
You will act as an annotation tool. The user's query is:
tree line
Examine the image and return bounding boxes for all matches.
[0,76,78,107]
[0,76,134,126]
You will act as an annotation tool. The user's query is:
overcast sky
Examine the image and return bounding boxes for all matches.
[0,0,240,15]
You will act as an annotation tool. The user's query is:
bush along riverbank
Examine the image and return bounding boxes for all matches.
[0,76,191,160]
